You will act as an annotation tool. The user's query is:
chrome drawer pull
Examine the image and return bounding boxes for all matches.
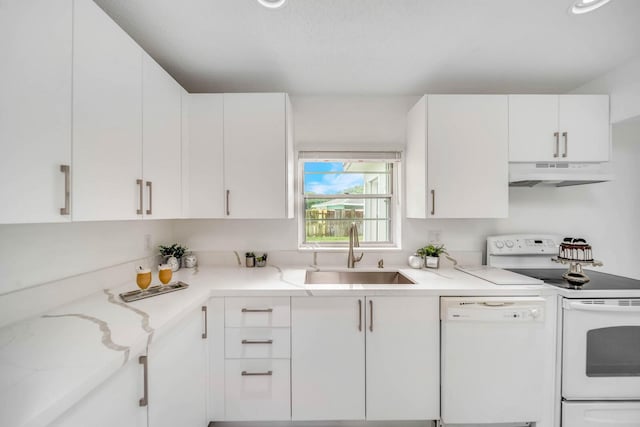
[139,355,148,407]
[242,339,273,344]
[136,179,143,215]
[145,181,152,215]
[60,165,70,216]
[242,370,273,376]
[554,132,560,158]
[202,306,208,339]
[241,308,273,313]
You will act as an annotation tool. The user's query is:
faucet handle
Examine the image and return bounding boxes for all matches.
[377,259,384,269]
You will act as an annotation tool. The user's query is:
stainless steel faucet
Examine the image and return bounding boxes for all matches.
[347,222,364,268]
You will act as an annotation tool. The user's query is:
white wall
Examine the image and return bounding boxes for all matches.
[0,220,173,294]
[174,96,640,279]
[572,56,640,124]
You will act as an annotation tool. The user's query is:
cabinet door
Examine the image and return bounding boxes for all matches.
[148,306,208,427]
[223,93,288,218]
[72,0,142,221]
[0,0,72,224]
[185,94,224,218]
[508,95,560,162]
[49,354,146,427]
[427,95,509,218]
[559,95,610,162]
[365,296,439,420]
[142,53,182,219]
[291,297,365,420]
[405,96,428,218]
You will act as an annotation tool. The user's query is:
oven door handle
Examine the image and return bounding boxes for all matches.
[564,301,640,313]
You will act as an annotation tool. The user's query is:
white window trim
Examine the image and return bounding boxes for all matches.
[297,151,402,252]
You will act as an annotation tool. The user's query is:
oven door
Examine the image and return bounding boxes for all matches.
[563,299,640,400]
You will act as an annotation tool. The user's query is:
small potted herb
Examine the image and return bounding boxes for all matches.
[245,252,256,268]
[417,244,447,269]
[255,253,268,267]
[159,244,189,272]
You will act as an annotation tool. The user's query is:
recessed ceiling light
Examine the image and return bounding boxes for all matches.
[571,0,612,14]
[257,0,287,9]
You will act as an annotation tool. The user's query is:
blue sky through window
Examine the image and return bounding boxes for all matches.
[304,162,364,195]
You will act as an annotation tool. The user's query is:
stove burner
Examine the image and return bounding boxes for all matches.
[506,268,640,291]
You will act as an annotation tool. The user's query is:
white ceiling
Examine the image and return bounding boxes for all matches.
[94,0,640,94]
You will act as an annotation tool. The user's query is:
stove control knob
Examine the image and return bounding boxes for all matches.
[529,308,540,319]
[505,240,514,248]
[494,241,504,249]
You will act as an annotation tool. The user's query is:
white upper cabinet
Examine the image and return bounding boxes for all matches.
[142,53,182,219]
[406,95,509,219]
[184,94,225,218]
[508,95,559,162]
[509,94,610,163]
[184,93,293,219]
[558,95,610,162]
[223,93,293,219]
[72,0,143,221]
[0,0,72,224]
[365,296,440,421]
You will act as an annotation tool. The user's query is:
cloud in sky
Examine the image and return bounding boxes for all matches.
[305,172,363,195]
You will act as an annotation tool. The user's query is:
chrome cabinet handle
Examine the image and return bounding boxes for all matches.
[202,306,207,339]
[242,339,273,344]
[145,181,152,215]
[554,132,560,158]
[226,190,230,216]
[369,300,374,332]
[358,299,362,332]
[136,179,143,215]
[241,308,273,313]
[60,165,70,216]
[430,189,435,216]
[562,132,568,158]
[139,355,148,407]
[242,371,273,376]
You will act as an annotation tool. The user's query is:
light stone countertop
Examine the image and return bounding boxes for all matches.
[0,263,635,427]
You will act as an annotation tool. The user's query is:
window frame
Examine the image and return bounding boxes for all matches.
[297,151,402,251]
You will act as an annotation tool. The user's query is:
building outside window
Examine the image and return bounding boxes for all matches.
[298,152,401,250]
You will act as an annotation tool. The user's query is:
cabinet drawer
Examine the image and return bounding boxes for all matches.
[225,328,290,359]
[225,297,290,327]
[224,359,291,421]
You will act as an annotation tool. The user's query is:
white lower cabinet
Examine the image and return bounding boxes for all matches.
[48,353,147,427]
[365,296,439,420]
[224,359,291,421]
[211,296,292,422]
[291,297,365,421]
[147,305,208,427]
[291,296,439,421]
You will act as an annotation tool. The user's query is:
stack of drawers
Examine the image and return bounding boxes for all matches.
[223,297,291,421]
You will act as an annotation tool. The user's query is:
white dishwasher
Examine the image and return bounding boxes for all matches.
[441,297,548,425]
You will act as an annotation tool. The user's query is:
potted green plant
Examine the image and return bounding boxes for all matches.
[255,253,268,267]
[417,244,447,269]
[245,252,256,268]
[159,243,188,272]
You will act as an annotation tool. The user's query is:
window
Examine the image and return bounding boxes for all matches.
[298,152,401,249]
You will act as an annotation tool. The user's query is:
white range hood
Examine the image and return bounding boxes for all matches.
[509,162,613,187]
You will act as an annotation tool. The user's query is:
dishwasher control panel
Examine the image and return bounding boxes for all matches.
[441,297,546,322]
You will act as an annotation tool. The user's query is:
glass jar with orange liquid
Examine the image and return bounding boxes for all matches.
[136,267,152,294]
[158,264,172,285]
